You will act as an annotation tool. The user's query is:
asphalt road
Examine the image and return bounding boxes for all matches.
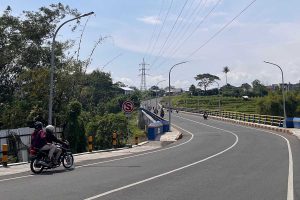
[0,111,299,200]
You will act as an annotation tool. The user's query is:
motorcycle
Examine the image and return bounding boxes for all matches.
[203,113,208,120]
[30,140,74,174]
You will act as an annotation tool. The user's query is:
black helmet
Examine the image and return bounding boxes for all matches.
[34,121,43,130]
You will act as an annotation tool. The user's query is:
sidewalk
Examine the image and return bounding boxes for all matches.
[0,128,182,177]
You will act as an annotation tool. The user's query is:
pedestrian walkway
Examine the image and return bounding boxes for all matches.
[0,128,181,177]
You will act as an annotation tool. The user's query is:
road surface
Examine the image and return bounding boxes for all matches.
[0,111,299,200]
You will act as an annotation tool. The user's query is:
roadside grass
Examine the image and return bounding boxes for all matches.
[161,95,261,114]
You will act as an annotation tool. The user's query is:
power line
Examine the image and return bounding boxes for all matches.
[150,0,190,67]
[186,0,257,60]
[152,0,258,77]
[150,0,206,70]
[147,0,174,60]
[143,0,165,60]
[151,0,221,72]
[101,53,123,70]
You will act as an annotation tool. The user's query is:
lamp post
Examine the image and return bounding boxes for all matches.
[168,61,188,130]
[264,61,287,127]
[48,12,94,124]
[213,80,221,116]
[155,80,166,110]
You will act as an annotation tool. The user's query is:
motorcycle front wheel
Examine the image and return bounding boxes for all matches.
[62,153,74,169]
[30,158,44,174]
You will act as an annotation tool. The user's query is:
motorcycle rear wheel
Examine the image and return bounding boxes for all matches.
[62,153,74,169]
[30,158,44,174]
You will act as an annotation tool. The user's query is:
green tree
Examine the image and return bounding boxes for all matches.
[252,79,268,97]
[86,113,127,149]
[195,73,220,94]
[64,101,86,153]
[0,4,80,104]
[189,84,197,96]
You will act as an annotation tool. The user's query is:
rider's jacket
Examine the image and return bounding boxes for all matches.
[45,131,64,145]
[31,130,47,149]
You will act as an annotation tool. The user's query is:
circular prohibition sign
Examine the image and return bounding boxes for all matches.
[122,100,134,113]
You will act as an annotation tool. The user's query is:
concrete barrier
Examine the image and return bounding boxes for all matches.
[147,121,163,140]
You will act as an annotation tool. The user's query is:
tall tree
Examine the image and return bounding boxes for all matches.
[189,84,197,96]
[195,73,220,94]
[252,79,268,97]
[223,66,230,85]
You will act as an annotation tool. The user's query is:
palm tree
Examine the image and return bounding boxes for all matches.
[223,66,230,85]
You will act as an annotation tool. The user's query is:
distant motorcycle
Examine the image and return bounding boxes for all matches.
[203,112,208,120]
[30,140,74,174]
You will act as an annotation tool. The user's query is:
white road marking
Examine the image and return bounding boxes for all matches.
[0,175,34,182]
[83,123,238,200]
[0,124,193,182]
[179,112,294,200]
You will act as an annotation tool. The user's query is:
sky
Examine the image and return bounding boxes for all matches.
[1,0,300,90]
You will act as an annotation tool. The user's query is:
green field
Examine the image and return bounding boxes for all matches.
[161,95,261,114]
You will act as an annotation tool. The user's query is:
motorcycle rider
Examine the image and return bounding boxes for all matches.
[31,121,56,165]
[45,125,65,165]
[203,111,208,119]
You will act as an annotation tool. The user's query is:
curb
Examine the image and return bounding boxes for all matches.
[180,111,294,136]
[172,127,182,140]
[0,141,149,168]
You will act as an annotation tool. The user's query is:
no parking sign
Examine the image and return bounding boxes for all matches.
[122,100,134,113]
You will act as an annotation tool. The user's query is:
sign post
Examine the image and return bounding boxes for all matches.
[122,100,134,143]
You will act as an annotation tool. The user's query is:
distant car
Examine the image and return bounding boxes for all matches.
[242,96,249,100]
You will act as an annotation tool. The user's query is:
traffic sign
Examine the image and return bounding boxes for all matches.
[122,100,134,113]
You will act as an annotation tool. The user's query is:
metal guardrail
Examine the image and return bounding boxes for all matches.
[175,107,284,127]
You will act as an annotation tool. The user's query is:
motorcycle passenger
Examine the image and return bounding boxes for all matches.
[45,125,65,165]
[31,121,56,165]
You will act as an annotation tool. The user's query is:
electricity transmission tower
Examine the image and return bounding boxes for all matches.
[139,58,149,91]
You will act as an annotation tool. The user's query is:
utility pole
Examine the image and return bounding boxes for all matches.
[48,11,94,125]
[264,61,287,127]
[139,58,149,91]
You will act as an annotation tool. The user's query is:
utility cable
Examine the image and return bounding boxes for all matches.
[186,0,257,60]
[150,0,190,67]
[152,0,221,72]
[143,0,165,60]
[148,0,174,61]
[151,0,206,70]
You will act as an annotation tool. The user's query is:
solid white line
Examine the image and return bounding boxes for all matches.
[0,125,193,183]
[179,112,294,200]
[83,123,239,200]
[0,175,34,182]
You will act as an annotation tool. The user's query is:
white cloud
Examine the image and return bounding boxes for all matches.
[137,16,162,25]
[114,77,134,86]
[109,18,300,88]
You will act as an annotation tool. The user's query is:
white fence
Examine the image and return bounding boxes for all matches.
[0,127,62,163]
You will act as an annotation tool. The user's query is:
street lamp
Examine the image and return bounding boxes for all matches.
[168,61,189,130]
[213,80,221,116]
[155,80,166,110]
[48,12,94,124]
[264,61,287,127]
